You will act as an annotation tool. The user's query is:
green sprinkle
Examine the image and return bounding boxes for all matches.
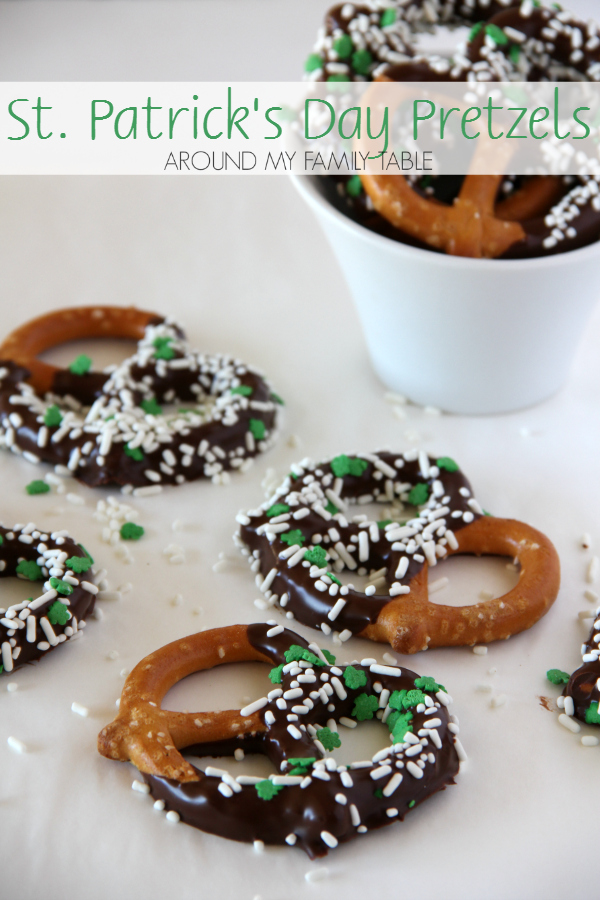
[352,693,379,721]
[231,385,253,396]
[120,522,144,541]
[78,543,94,565]
[343,665,367,689]
[0,665,3,673]
[249,418,266,440]
[346,175,363,198]
[484,510,493,517]
[321,649,336,665]
[421,175,432,189]
[140,398,162,416]
[256,780,283,801]
[333,34,353,59]
[436,457,458,472]
[373,787,383,798]
[124,444,144,462]
[325,500,339,515]
[315,726,341,751]
[485,24,508,45]
[585,702,600,725]
[152,336,175,360]
[47,600,71,626]
[378,520,392,529]
[468,21,484,42]
[268,664,284,684]
[267,503,290,518]
[408,800,415,808]
[49,576,73,596]
[380,8,396,27]
[304,546,328,567]
[16,560,43,581]
[270,392,284,405]
[327,74,351,83]
[352,48,373,75]
[26,480,50,495]
[284,644,320,666]
[0,535,3,545]
[414,675,445,694]
[280,529,305,547]
[546,669,570,685]
[288,757,316,774]
[330,454,368,478]
[388,688,426,711]
[69,354,92,375]
[509,44,521,64]
[305,53,323,73]
[65,555,92,574]
[388,710,414,743]
[408,483,429,506]
[43,405,62,427]
[326,572,341,586]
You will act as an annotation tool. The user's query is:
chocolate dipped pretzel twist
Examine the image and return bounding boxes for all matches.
[98,623,460,857]
[236,451,560,652]
[0,306,281,488]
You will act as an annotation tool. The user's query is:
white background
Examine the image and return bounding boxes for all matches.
[0,2,599,899]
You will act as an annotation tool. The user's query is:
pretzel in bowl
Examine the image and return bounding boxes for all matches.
[306,1,600,258]
[98,623,460,857]
[0,523,97,673]
[0,306,281,488]
[236,451,560,653]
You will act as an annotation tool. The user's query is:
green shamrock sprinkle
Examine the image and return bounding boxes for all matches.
[485,24,508,45]
[0,664,3,673]
[65,555,92,574]
[152,336,175,360]
[69,354,92,375]
[269,664,284,684]
[16,560,43,581]
[270,392,284,405]
[140,398,162,416]
[124,444,144,462]
[408,800,416,808]
[546,669,570,685]
[288,757,316,775]
[585,702,600,725]
[389,710,414,743]
[333,34,353,59]
[321,649,336,665]
[280,529,305,547]
[48,600,71,626]
[255,780,283,801]
[49,576,73,596]
[315,727,341,751]
[249,419,266,440]
[352,693,379,721]
[436,457,458,472]
[380,8,396,27]
[408,483,429,506]
[44,405,63,427]
[326,572,341,586]
[389,688,426,711]
[26,480,50,495]
[414,675,445,694]
[468,21,484,42]
[0,535,3,545]
[231,385,253,396]
[373,787,383,798]
[120,522,144,540]
[305,53,323,73]
[509,44,521,64]
[267,503,290,518]
[304,546,328,567]
[378,520,392,530]
[346,175,363,197]
[78,543,94,565]
[343,665,367,689]
[284,645,320,666]
[330,455,368,478]
[325,500,339,515]
[352,48,372,75]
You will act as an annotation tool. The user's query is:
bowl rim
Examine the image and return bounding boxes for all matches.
[290,173,600,271]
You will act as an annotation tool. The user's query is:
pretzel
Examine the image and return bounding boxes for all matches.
[554,604,600,728]
[98,623,460,857]
[236,451,560,653]
[0,306,281,488]
[0,522,97,673]
[307,1,600,258]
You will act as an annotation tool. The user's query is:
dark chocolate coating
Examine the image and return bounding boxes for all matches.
[564,610,600,725]
[144,624,460,857]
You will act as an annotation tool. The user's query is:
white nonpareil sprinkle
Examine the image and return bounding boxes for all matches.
[166,810,180,823]
[7,736,26,753]
[490,694,507,709]
[558,713,581,734]
[305,868,330,883]
[71,702,89,717]
[132,779,150,794]
[472,645,488,656]
[587,557,599,584]
[582,736,600,747]
[253,840,265,854]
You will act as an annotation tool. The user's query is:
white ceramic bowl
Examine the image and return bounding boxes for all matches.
[292,175,600,414]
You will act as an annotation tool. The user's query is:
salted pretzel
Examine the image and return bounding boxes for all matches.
[552,604,600,728]
[98,623,460,857]
[0,522,97,673]
[0,306,281,488]
[307,1,600,258]
[236,451,560,653]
